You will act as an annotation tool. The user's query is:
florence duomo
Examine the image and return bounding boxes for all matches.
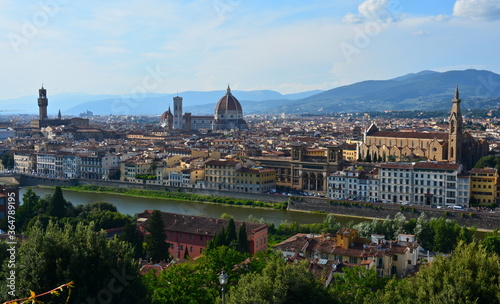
[3,1,500,303]
[160,85,247,131]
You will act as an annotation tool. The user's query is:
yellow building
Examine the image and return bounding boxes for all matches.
[470,168,497,204]
[342,143,358,161]
[236,167,276,193]
[204,159,241,191]
[120,158,153,182]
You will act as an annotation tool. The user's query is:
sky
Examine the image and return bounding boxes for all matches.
[1,0,500,100]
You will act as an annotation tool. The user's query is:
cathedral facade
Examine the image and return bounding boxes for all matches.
[359,87,488,170]
[160,86,247,131]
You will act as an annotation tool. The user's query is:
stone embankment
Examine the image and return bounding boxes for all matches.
[288,197,500,230]
[18,175,500,230]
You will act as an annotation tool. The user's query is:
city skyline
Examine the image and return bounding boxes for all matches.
[1,0,500,100]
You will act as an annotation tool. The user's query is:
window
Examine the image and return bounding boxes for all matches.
[393,255,398,261]
[349,257,358,263]
[407,260,412,265]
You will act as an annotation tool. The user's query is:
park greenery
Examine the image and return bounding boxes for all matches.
[62,184,288,210]
[1,187,499,303]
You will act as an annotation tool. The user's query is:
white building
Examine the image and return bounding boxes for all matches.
[328,162,469,207]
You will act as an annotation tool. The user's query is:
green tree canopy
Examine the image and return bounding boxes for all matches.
[0,220,145,304]
[227,256,332,304]
[144,210,170,262]
[378,241,500,304]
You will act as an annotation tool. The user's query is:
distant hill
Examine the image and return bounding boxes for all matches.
[2,89,322,116]
[274,69,500,114]
[2,69,499,116]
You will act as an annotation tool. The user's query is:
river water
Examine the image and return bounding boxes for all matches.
[19,187,371,227]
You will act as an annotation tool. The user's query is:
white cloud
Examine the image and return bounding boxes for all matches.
[453,0,500,21]
[343,12,364,24]
[343,0,403,24]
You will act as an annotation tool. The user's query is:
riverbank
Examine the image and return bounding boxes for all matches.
[19,175,499,230]
[60,184,288,211]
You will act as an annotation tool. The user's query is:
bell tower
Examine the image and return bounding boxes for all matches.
[38,85,48,120]
[448,86,463,163]
[173,95,183,129]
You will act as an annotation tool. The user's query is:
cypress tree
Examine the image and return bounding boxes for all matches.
[144,210,170,262]
[47,186,67,218]
[237,222,249,253]
[226,218,237,246]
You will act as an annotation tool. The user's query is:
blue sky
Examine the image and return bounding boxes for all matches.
[1,0,499,100]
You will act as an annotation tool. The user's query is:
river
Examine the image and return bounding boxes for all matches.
[19,187,371,227]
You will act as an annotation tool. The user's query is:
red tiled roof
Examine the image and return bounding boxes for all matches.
[370,131,448,140]
[137,210,267,237]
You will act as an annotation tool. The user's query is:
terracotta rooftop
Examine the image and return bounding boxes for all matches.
[370,131,448,140]
[136,210,267,237]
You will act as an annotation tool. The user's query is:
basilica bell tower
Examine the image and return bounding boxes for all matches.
[448,86,463,163]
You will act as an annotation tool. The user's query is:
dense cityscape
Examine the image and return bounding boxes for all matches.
[2,0,500,303]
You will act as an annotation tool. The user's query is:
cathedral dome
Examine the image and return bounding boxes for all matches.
[215,86,242,115]
[213,85,247,130]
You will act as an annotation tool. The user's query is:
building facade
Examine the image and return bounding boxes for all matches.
[137,210,268,259]
[328,162,469,207]
[359,87,488,170]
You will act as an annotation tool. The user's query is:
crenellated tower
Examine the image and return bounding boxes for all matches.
[38,85,48,120]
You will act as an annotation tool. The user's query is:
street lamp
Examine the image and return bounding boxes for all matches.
[218,271,228,304]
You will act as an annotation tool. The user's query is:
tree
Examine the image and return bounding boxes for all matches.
[378,242,500,304]
[237,222,249,253]
[322,213,342,233]
[0,220,145,304]
[474,155,500,170]
[330,266,387,303]
[143,246,248,304]
[46,186,74,218]
[16,188,43,232]
[1,152,14,170]
[120,219,144,259]
[227,256,332,304]
[481,230,500,256]
[144,210,170,262]
[365,151,372,162]
[226,218,237,247]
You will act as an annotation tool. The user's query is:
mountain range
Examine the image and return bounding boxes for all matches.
[1,69,499,116]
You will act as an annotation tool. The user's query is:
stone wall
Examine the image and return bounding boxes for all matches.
[288,198,500,230]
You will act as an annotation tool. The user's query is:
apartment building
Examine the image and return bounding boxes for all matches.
[328,162,468,207]
[13,151,36,174]
[235,167,277,193]
[470,168,497,204]
[204,159,241,191]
